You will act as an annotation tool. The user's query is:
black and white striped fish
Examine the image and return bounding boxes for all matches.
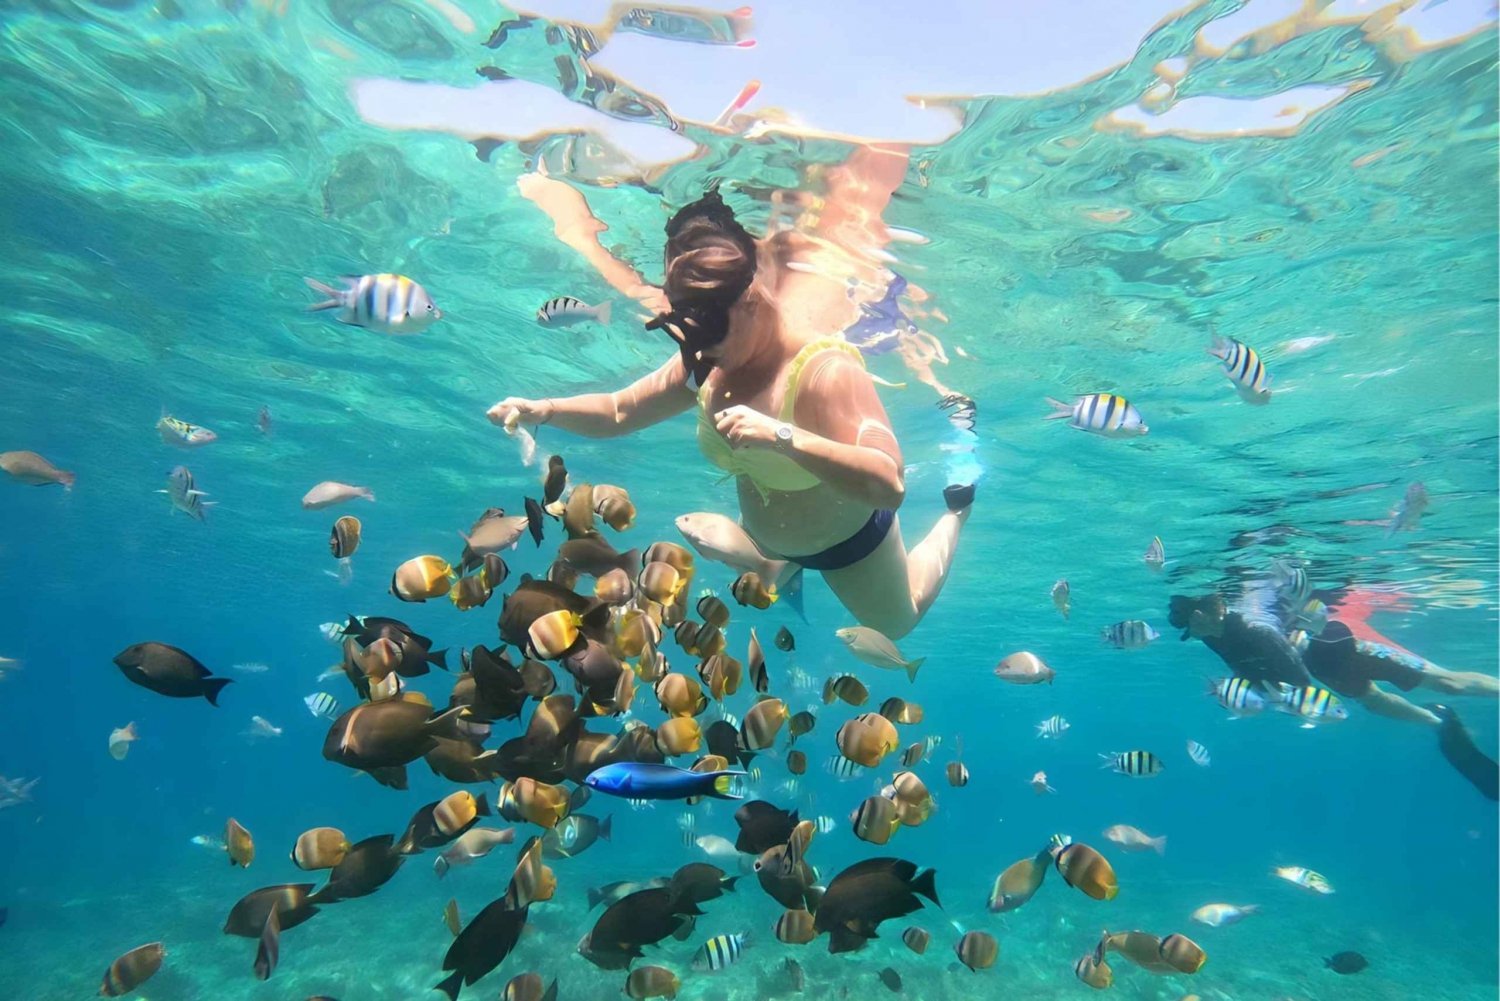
[1035,714,1069,739]
[1186,740,1211,767]
[159,465,213,521]
[1272,683,1348,727]
[536,296,612,327]
[1271,559,1313,610]
[1207,676,1265,716]
[692,932,746,972]
[1142,536,1165,569]
[1209,332,1272,404]
[825,754,865,781]
[304,273,440,335]
[1099,749,1164,777]
[1044,393,1148,437]
[303,692,339,720]
[1101,620,1159,649]
[936,393,977,434]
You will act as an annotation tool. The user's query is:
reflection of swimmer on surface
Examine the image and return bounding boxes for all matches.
[491,170,973,638]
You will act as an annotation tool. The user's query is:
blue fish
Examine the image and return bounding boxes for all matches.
[583,762,745,801]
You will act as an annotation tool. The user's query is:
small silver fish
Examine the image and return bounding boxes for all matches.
[1035,715,1069,739]
[1142,536,1165,569]
[157,465,213,521]
[1051,579,1070,619]
[157,414,218,447]
[1387,482,1429,536]
[536,296,612,327]
[1186,740,1211,767]
[1101,620,1159,649]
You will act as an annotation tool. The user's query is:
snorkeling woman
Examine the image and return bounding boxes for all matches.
[488,187,972,639]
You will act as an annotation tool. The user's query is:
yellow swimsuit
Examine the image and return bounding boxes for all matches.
[696,337,865,497]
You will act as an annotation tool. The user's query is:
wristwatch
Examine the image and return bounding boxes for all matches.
[773,423,794,451]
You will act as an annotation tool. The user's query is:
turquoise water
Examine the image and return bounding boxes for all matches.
[0,1,1496,999]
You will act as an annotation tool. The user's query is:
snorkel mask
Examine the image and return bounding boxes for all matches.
[646,184,758,387]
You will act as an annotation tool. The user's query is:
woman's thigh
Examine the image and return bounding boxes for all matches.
[820,518,916,637]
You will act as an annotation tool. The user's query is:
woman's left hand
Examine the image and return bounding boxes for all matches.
[714,405,783,450]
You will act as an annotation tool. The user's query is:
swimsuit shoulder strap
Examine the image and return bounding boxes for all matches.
[780,337,864,422]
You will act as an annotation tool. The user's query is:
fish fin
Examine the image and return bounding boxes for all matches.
[201,677,232,707]
[599,814,613,841]
[541,980,558,1001]
[911,867,940,907]
[1152,836,1166,856]
[1096,753,1116,770]
[904,657,924,683]
[474,791,491,817]
[1207,330,1230,359]
[428,648,449,670]
[303,277,341,311]
[594,300,612,325]
[781,566,807,621]
[711,771,748,800]
[1044,397,1074,420]
[434,970,464,1001]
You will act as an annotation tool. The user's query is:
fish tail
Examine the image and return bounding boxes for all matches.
[594,300,613,325]
[303,277,341,311]
[1096,753,1116,770]
[1044,397,1074,420]
[904,657,924,683]
[474,791,491,817]
[434,970,463,1001]
[911,867,940,906]
[710,771,748,800]
[1152,835,1167,856]
[201,677,232,707]
[1208,329,1230,358]
[598,814,613,841]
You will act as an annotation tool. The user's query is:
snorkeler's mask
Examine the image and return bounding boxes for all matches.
[646,185,758,387]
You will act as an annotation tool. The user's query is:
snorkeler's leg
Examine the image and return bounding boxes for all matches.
[1415,666,1500,697]
[1355,687,1441,726]
[822,505,969,640]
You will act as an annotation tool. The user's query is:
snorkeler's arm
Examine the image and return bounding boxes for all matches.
[491,355,694,438]
[717,355,905,509]
[516,172,669,314]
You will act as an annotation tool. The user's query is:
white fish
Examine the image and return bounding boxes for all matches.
[0,656,21,678]
[835,627,924,681]
[304,273,441,335]
[1191,903,1259,927]
[304,692,340,719]
[695,834,738,859]
[318,622,345,644]
[301,481,375,510]
[1387,482,1428,536]
[1278,333,1335,355]
[158,465,214,521]
[675,512,788,583]
[825,754,865,781]
[1030,770,1055,795]
[1102,824,1166,855]
[814,816,836,834]
[315,665,343,683]
[1272,865,1334,894]
[1186,740,1211,767]
[434,827,515,876]
[191,834,226,851]
[626,798,656,811]
[1044,393,1148,437]
[1142,536,1165,569]
[536,296,612,327]
[775,779,800,799]
[231,662,271,674]
[787,666,814,692]
[1050,579,1070,619]
[1036,715,1069,739]
[108,722,138,761]
[1208,332,1272,404]
[245,716,283,739]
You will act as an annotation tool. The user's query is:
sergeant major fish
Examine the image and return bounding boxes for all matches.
[158,465,214,521]
[536,297,612,327]
[1044,393,1148,437]
[304,273,441,335]
[1209,331,1272,404]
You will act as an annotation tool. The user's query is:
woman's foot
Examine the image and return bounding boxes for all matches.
[944,483,975,512]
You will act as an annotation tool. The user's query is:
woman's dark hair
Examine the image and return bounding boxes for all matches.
[647,186,758,385]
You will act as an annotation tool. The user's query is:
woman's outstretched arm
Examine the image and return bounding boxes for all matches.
[517,172,669,314]
[488,354,695,439]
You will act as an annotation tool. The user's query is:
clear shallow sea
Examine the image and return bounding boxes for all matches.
[0,1,1495,999]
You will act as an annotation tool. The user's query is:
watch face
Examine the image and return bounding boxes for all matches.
[776,425,793,444]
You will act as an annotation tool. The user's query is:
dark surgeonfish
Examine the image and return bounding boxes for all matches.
[669,862,738,908]
[581,887,694,968]
[100,942,165,996]
[813,857,940,954]
[321,693,440,772]
[311,835,405,903]
[435,900,528,1000]
[734,800,799,854]
[223,884,319,937]
[253,901,280,980]
[112,642,231,704]
[1431,704,1499,800]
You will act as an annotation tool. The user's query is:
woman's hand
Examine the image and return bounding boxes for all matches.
[487,397,553,429]
[714,404,783,450]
